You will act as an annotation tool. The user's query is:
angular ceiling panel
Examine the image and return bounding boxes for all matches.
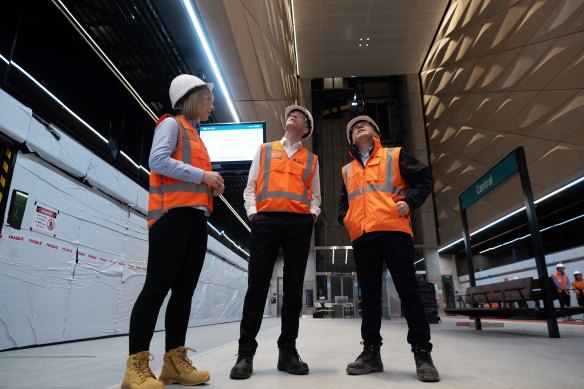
[294,0,449,77]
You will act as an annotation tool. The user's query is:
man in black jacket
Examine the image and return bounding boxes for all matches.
[338,115,439,383]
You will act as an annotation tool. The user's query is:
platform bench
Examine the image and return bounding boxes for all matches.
[444,277,584,320]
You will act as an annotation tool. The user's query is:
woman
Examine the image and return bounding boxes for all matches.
[121,74,224,389]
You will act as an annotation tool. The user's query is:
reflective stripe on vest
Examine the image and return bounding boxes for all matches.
[342,142,412,241]
[255,141,316,213]
[147,115,212,227]
[343,148,408,203]
[553,272,569,290]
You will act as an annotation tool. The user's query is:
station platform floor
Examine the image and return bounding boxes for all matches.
[1,315,582,389]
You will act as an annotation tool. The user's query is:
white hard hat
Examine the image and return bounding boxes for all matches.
[345,115,381,144]
[556,263,565,268]
[169,74,214,109]
[574,270,582,276]
[285,105,314,139]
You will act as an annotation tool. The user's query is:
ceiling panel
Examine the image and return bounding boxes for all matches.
[294,0,449,77]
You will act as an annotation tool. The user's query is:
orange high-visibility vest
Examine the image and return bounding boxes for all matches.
[255,141,317,214]
[552,272,569,291]
[147,115,213,228]
[572,280,583,299]
[342,137,412,242]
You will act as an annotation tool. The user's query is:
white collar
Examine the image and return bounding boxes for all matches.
[359,145,374,158]
[281,136,302,150]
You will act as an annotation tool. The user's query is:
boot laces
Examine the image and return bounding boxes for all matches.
[355,348,369,362]
[134,353,156,381]
[178,347,198,371]
[287,348,303,362]
[295,350,304,363]
[414,348,433,367]
[355,344,379,362]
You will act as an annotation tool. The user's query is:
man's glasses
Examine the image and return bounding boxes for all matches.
[287,111,307,121]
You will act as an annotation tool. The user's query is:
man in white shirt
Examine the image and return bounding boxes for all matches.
[230,105,321,380]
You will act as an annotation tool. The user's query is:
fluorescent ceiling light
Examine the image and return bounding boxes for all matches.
[52,0,157,122]
[220,196,251,233]
[206,222,249,257]
[478,213,584,254]
[2,54,108,143]
[438,175,584,253]
[179,0,251,234]
[181,0,240,122]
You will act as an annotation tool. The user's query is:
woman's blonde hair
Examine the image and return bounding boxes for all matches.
[179,86,213,120]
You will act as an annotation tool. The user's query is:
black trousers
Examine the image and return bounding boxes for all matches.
[353,231,432,350]
[558,291,571,308]
[238,212,314,354]
[129,207,207,354]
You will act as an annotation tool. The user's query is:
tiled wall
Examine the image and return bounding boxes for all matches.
[421,0,584,245]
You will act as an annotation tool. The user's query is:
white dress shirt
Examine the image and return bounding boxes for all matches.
[243,136,321,219]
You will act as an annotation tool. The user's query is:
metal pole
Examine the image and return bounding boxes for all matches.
[515,147,559,338]
[460,206,481,330]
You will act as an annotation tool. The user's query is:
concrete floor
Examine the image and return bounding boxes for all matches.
[0,316,582,389]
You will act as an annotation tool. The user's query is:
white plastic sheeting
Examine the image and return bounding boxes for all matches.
[0,91,248,350]
[25,116,91,179]
[0,88,31,143]
[0,88,147,210]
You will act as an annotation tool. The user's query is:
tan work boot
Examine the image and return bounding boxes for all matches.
[121,351,163,389]
[159,346,210,385]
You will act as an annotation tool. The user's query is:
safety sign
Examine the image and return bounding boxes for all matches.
[31,203,58,236]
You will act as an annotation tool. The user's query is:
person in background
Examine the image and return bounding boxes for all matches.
[121,74,224,389]
[338,116,439,383]
[572,270,583,307]
[230,105,320,380]
[552,263,573,321]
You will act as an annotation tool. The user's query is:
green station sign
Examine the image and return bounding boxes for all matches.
[460,150,519,210]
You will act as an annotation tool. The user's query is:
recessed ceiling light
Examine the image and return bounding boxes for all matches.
[358,37,370,47]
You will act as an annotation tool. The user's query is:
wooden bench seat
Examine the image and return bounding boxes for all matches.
[444,277,584,320]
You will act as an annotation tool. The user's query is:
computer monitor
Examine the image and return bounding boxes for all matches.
[199,121,266,173]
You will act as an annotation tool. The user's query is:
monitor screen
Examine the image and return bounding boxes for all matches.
[199,121,266,171]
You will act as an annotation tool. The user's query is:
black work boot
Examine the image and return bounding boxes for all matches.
[277,348,309,375]
[412,345,440,382]
[346,344,383,375]
[230,352,254,380]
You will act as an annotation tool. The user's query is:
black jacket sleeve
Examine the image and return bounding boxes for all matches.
[338,181,348,226]
[399,150,433,211]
